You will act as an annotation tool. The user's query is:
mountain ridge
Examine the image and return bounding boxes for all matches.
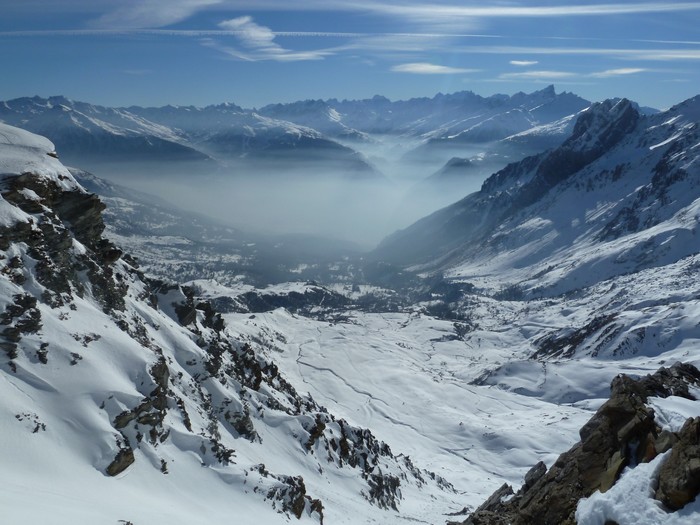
[373,94,700,294]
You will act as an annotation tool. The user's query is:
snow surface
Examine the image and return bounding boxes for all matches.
[648,393,700,432]
[576,452,700,525]
[0,122,78,191]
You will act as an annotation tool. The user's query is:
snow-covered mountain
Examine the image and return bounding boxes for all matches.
[256,99,371,142]
[0,96,209,165]
[0,96,378,177]
[0,122,454,524]
[375,96,699,280]
[260,85,590,144]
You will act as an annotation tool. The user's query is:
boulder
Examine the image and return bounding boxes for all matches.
[656,417,700,510]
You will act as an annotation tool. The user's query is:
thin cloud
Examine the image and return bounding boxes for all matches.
[207,16,336,61]
[391,62,479,74]
[447,45,700,62]
[91,0,220,29]
[364,2,700,19]
[500,66,648,81]
[91,1,700,28]
[80,1,700,31]
[500,70,577,80]
[590,67,648,77]
[3,27,700,65]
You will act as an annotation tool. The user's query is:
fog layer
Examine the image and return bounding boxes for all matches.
[86,135,501,249]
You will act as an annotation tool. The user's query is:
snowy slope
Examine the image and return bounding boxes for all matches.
[256,99,370,141]
[0,123,455,524]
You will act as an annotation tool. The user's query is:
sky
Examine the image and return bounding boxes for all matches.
[1,1,699,109]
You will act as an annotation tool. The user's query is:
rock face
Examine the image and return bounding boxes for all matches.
[1,172,125,312]
[656,417,700,510]
[454,363,700,525]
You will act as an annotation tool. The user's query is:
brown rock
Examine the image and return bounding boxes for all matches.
[656,417,700,510]
[106,447,135,476]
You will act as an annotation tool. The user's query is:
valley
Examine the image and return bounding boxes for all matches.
[1,87,699,525]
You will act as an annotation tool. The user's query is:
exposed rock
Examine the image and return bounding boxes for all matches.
[365,470,402,511]
[656,417,700,510]
[1,173,127,312]
[455,363,700,525]
[225,409,259,442]
[263,472,324,523]
[235,286,349,315]
[106,447,135,476]
[305,415,327,450]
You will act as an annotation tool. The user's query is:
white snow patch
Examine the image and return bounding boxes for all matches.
[647,395,700,432]
[576,452,700,525]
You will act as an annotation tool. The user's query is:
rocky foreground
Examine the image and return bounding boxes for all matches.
[455,363,700,525]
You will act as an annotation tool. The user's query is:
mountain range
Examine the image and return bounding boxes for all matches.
[0,86,593,181]
[1,86,699,524]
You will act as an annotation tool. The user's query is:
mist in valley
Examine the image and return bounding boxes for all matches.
[85,134,496,253]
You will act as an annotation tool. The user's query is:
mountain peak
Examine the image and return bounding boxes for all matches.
[534,84,556,97]
[568,97,639,144]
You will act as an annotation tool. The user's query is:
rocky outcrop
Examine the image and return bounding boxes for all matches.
[106,446,135,477]
[233,285,349,315]
[1,173,125,311]
[453,363,700,525]
[656,417,700,510]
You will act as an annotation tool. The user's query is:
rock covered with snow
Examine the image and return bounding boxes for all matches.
[454,363,700,525]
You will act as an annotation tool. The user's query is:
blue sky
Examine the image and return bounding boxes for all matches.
[1,1,699,109]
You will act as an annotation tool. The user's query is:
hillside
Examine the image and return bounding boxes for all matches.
[0,122,454,524]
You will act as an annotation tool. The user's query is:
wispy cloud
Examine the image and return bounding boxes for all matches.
[445,45,700,62]
[83,1,700,31]
[205,16,336,61]
[362,2,700,19]
[91,0,220,29]
[510,60,539,66]
[391,62,479,74]
[500,66,649,81]
[1,0,696,39]
[500,70,577,80]
[590,67,648,77]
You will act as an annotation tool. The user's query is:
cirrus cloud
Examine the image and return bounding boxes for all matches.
[590,67,648,77]
[391,62,479,74]
[510,60,539,66]
[500,70,577,80]
[207,16,337,61]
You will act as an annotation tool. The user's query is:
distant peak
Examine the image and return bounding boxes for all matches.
[535,84,556,97]
[370,94,391,103]
[47,95,72,106]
